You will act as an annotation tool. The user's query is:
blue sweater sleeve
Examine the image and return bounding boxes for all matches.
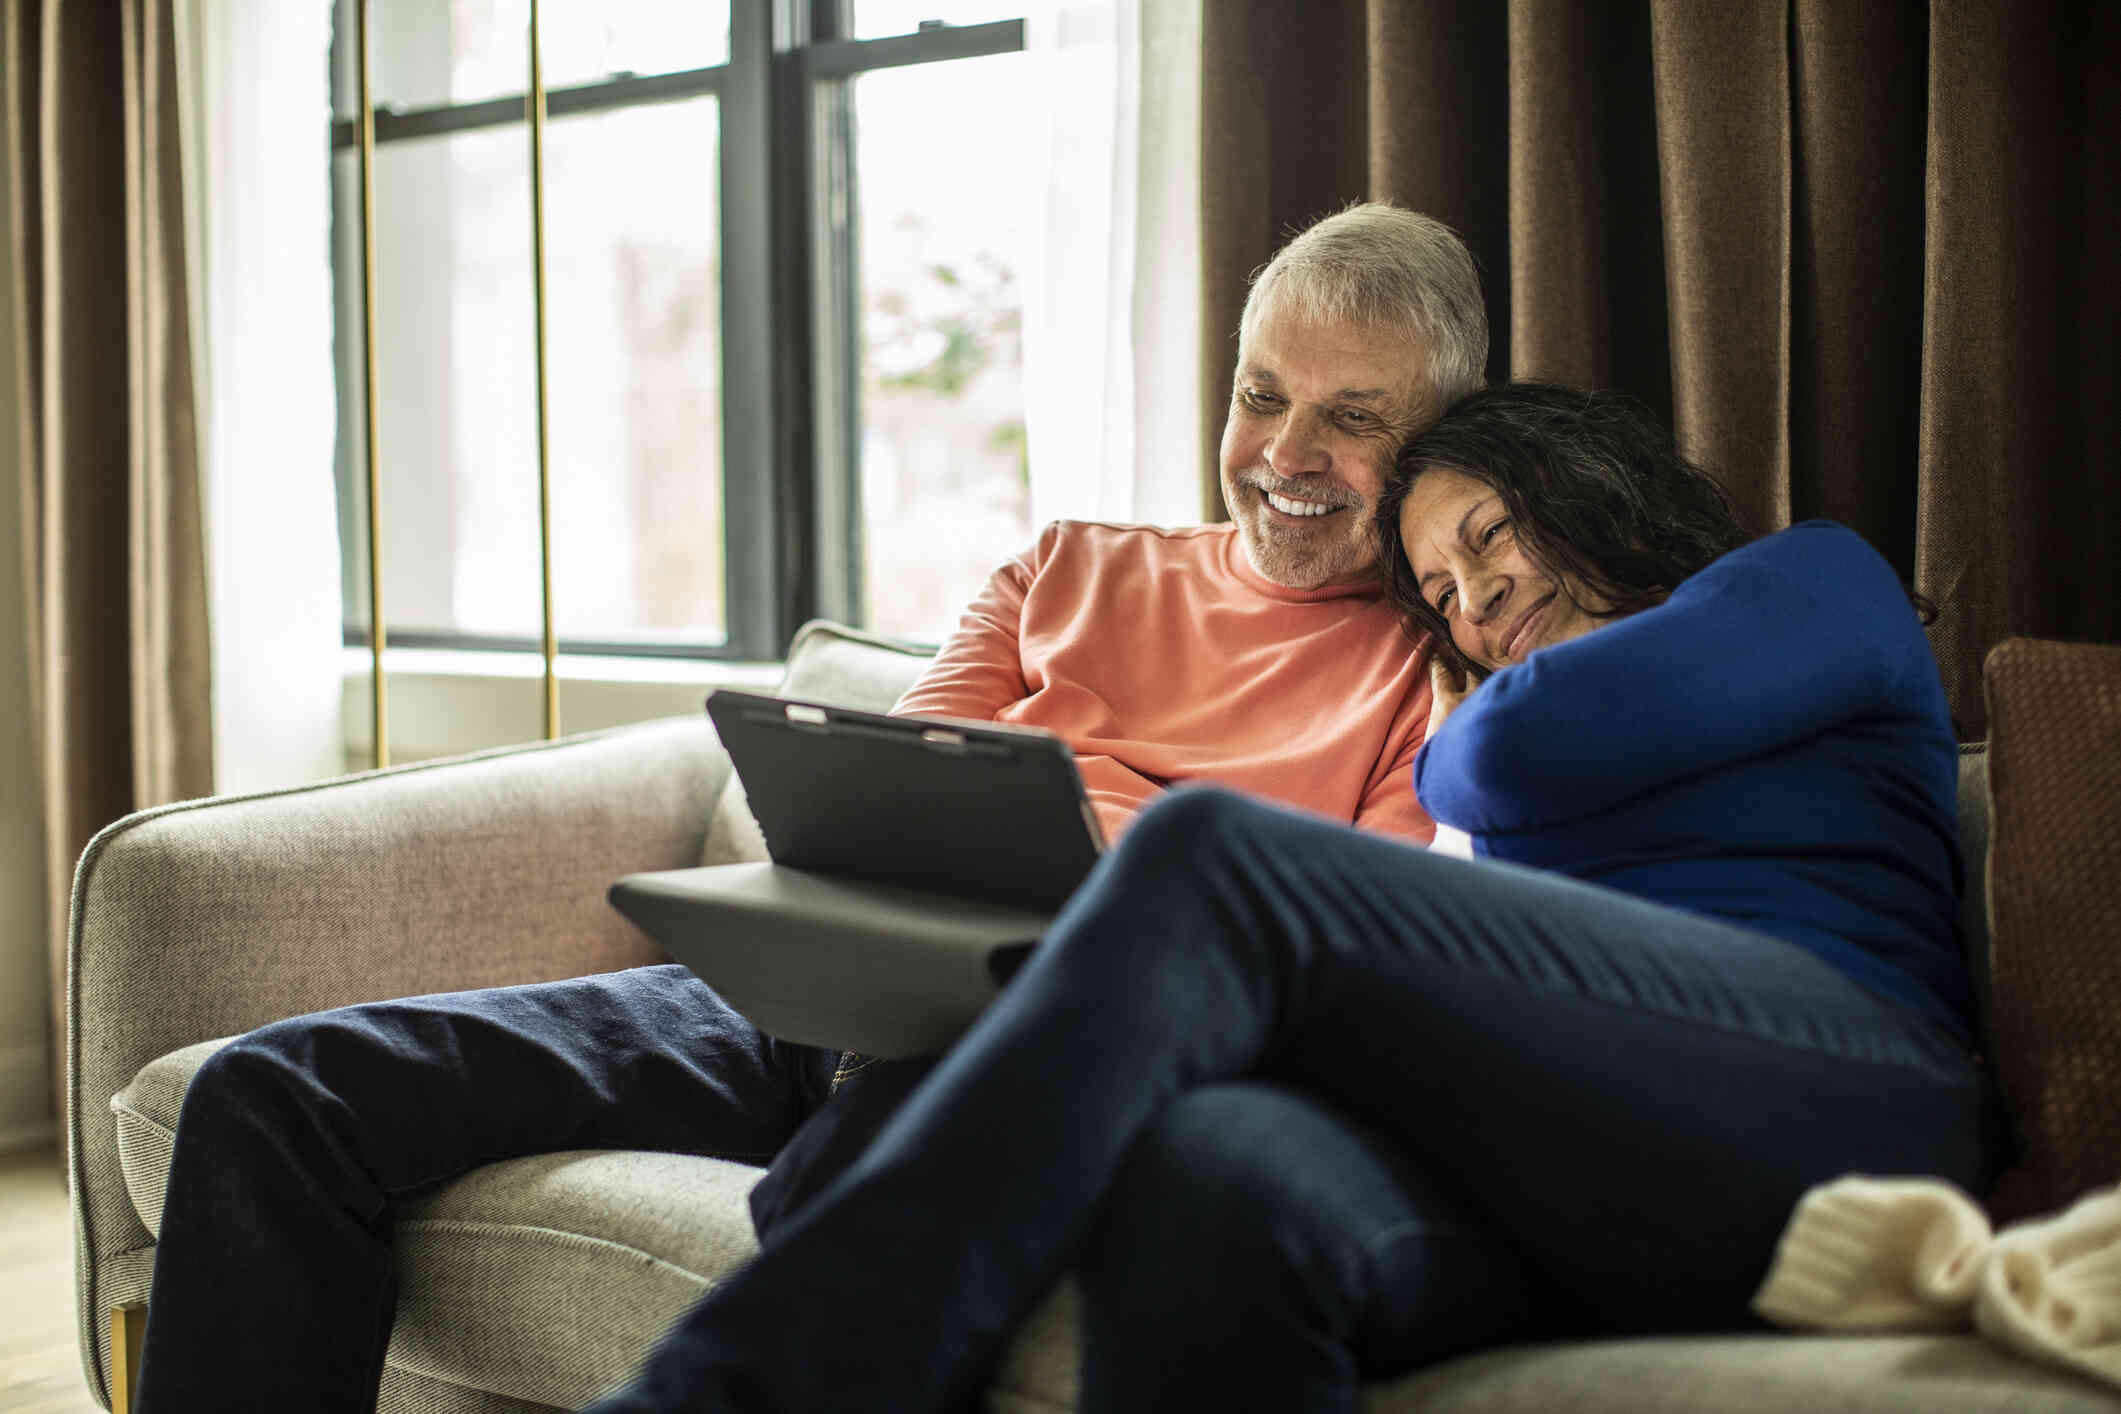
[1415,522,1924,834]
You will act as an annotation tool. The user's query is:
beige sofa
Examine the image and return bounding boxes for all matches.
[67,622,2121,1413]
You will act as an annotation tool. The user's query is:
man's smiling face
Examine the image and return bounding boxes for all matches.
[1218,298,1433,590]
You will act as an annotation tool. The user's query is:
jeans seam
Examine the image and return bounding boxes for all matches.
[1386,952,1978,1081]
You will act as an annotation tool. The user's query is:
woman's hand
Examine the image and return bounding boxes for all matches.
[1426,654,1472,741]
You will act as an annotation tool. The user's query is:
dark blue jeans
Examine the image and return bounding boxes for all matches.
[133,964,839,1413]
[584,786,2002,1414]
[759,1061,1529,1407]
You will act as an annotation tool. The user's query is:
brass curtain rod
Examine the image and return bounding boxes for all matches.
[356,0,387,767]
[530,0,560,741]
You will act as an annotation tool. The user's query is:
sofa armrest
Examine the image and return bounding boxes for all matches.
[66,714,729,1405]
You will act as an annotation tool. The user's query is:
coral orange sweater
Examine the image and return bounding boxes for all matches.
[895,521,1435,845]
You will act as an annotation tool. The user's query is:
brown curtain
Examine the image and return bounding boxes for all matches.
[5,0,211,1127]
[1200,0,2119,740]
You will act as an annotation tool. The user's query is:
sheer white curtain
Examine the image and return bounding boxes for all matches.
[1022,0,1204,529]
[176,0,346,792]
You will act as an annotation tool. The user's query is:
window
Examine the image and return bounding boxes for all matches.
[329,0,1037,661]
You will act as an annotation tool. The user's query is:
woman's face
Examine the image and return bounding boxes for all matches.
[1397,466,1614,672]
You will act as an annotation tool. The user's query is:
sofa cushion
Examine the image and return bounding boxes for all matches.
[778,618,935,713]
[390,1149,761,1407]
[1981,638,2121,1223]
[1371,1332,2121,1412]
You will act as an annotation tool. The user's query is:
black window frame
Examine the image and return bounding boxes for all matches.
[328,1,1026,661]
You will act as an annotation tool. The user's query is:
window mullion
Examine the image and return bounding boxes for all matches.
[720,0,798,657]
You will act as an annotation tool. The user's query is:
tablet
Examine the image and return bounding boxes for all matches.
[703,688,1104,912]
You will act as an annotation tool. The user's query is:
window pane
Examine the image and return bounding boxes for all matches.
[847,52,1036,642]
[334,127,542,642]
[539,2,730,88]
[848,2,1035,40]
[331,100,725,647]
[332,0,728,118]
[545,100,726,645]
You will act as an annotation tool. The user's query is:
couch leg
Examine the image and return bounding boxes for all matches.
[109,1303,146,1413]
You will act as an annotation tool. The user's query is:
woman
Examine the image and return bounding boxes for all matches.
[587,384,2000,1413]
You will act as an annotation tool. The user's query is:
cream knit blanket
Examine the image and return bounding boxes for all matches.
[1754,1177,2121,1392]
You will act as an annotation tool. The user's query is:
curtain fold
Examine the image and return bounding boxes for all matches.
[1364,1,1509,382]
[1199,0,2119,737]
[1916,0,2097,735]
[1785,0,1926,561]
[6,0,211,1128]
[1506,1,1670,411]
[1646,0,1792,533]
[1197,0,1368,518]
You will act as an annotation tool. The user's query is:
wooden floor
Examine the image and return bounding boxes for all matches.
[0,1146,101,1413]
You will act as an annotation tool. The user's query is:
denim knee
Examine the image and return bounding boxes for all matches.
[181,1021,347,1149]
[1118,785,1262,872]
[1074,786,1276,949]
[167,1032,335,1206]
[1030,786,1313,1040]
[188,1024,312,1115]
[181,1006,417,1153]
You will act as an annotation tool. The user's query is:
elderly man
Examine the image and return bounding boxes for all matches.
[133,203,1489,1414]
[891,201,1485,847]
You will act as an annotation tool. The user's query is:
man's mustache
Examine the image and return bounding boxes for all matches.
[1238,472,1360,510]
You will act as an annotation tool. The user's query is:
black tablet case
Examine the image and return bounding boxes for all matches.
[609,690,1104,1056]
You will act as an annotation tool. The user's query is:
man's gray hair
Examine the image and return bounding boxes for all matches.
[1240,202,1489,411]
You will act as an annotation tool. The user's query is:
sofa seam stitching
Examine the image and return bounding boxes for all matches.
[395,1215,735,1289]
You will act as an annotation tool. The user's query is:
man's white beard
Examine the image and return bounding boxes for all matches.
[1237,513,1369,590]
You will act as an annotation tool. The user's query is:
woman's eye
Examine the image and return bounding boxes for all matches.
[1480,519,1508,548]
[1433,586,1455,614]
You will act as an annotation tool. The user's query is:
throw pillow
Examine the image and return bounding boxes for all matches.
[1981,637,2121,1223]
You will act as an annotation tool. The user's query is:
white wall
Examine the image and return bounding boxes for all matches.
[0,102,54,1151]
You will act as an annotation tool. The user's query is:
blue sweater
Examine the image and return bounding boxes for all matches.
[1414,521,1971,1037]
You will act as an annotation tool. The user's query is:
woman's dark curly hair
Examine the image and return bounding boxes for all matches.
[1374,382,1752,678]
